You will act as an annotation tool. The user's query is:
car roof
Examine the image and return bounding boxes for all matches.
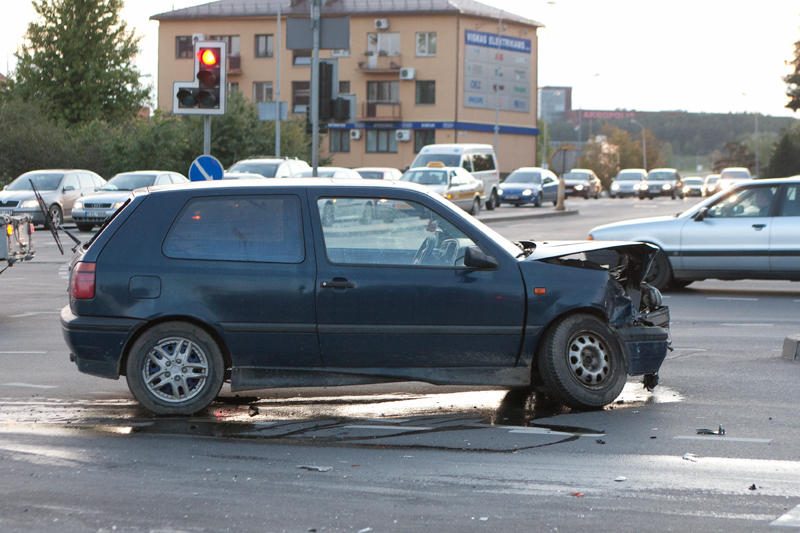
[112,170,177,176]
[418,143,493,152]
[618,168,646,173]
[406,166,457,172]
[648,168,677,172]
[355,167,399,172]
[510,167,548,172]
[233,157,306,164]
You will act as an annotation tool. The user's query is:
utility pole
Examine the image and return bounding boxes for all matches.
[275,2,282,157]
[631,119,647,170]
[310,0,321,176]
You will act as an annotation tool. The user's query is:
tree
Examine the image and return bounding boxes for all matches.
[785,40,800,112]
[13,0,149,125]
[712,142,754,172]
[764,125,800,177]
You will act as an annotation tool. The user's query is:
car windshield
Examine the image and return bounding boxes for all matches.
[616,172,644,181]
[228,162,280,178]
[6,173,63,191]
[411,154,461,167]
[647,171,675,181]
[563,172,590,181]
[504,171,541,184]
[401,169,448,185]
[99,174,157,191]
[706,176,719,183]
[357,171,384,180]
[721,169,751,180]
[684,178,704,185]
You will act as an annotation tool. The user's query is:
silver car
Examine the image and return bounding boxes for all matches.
[72,171,188,231]
[0,169,105,228]
[588,176,800,290]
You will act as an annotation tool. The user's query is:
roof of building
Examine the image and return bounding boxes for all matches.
[151,0,542,28]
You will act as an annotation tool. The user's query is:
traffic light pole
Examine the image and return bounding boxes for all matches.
[203,116,212,155]
[310,0,321,177]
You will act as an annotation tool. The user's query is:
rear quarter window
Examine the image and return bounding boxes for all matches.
[163,195,304,263]
[472,153,496,172]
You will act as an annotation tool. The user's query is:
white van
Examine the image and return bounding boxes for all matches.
[409,144,501,210]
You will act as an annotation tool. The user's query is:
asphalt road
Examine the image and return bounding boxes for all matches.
[1,195,799,532]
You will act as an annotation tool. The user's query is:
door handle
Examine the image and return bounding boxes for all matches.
[752,224,766,230]
[320,277,355,289]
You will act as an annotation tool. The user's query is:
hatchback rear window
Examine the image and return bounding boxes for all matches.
[163,195,304,263]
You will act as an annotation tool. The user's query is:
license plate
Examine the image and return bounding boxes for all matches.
[505,195,519,200]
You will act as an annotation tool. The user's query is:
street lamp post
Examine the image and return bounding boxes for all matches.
[631,119,647,170]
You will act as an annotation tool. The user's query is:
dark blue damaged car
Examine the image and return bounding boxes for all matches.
[61,179,670,415]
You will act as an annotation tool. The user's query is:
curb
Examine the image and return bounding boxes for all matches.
[478,208,580,224]
[782,335,800,361]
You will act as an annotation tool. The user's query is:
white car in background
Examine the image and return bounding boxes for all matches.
[227,157,311,178]
[354,167,402,180]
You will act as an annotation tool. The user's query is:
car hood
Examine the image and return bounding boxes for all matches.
[500,183,541,192]
[524,240,658,262]
[589,215,678,235]
[80,191,132,203]
[564,179,589,185]
[0,190,37,202]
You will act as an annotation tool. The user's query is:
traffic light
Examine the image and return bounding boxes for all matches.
[173,40,227,115]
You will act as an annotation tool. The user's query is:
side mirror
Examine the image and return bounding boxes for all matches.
[464,246,498,269]
[63,185,76,192]
[693,206,709,221]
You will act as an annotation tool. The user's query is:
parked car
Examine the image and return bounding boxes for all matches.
[0,169,105,228]
[562,169,601,199]
[72,171,188,232]
[610,169,647,198]
[588,176,800,290]
[61,178,670,415]
[681,176,705,197]
[354,167,402,180]
[639,168,683,200]
[227,156,311,178]
[497,167,558,207]
[703,174,721,196]
[400,166,483,214]
[717,167,752,192]
[297,167,363,179]
[223,171,267,180]
[410,143,500,210]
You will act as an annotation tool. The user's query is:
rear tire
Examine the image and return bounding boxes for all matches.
[537,314,627,409]
[76,223,94,232]
[46,204,62,229]
[125,322,225,415]
[486,190,497,211]
[468,197,480,216]
[645,250,673,291]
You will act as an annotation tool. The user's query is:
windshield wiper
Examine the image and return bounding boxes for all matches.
[515,239,537,258]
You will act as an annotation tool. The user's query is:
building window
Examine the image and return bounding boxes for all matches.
[366,130,397,153]
[414,129,435,152]
[229,82,239,94]
[367,33,400,56]
[254,82,273,103]
[209,34,241,56]
[176,36,193,59]
[255,34,274,58]
[292,81,310,113]
[331,49,350,57]
[415,81,435,104]
[367,81,399,103]
[293,49,311,66]
[329,130,350,153]
[339,81,351,94]
[416,32,437,56]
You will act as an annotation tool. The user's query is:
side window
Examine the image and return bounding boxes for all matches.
[63,174,79,191]
[154,175,172,186]
[93,175,106,188]
[164,195,304,263]
[78,174,96,191]
[461,155,473,172]
[472,153,496,172]
[317,197,476,267]
[779,185,800,217]
[707,186,778,218]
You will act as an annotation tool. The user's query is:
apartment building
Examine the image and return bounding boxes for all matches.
[152,0,541,173]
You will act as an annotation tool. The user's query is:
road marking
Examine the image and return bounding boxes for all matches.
[707,297,759,302]
[509,427,605,438]
[719,323,774,327]
[0,351,47,355]
[1,383,58,389]
[772,504,800,528]
[673,436,772,444]
[344,425,432,431]
[8,311,61,318]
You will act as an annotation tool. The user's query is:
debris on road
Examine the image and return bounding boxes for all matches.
[614,476,627,482]
[595,439,606,445]
[297,465,333,472]
[749,484,757,491]
[696,425,725,436]
[682,453,699,462]
[571,491,585,497]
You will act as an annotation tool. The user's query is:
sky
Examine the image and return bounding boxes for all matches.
[0,0,798,117]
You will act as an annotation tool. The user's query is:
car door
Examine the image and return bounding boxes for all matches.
[449,169,474,210]
[770,183,800,276]
[542,173,558,203]
[679,185,778,274]
[312,188,526,369]
[60,173,82,216]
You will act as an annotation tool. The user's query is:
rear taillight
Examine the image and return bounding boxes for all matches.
[70,262,96,299]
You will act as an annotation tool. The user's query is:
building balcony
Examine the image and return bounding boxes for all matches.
[357,53,402,73]
[361,102,401,121]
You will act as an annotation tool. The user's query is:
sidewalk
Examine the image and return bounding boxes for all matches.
[477,206,579,224]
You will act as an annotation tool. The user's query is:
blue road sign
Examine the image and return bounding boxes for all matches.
[189,155,224,182]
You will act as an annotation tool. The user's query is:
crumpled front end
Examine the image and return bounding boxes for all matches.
[532,241,671,385]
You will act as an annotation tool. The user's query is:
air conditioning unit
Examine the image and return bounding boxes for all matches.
[349,129,362,140]
[374,18,390,30]
[191,33,206,43]
[399,67,416,80]
[395,129,411,142]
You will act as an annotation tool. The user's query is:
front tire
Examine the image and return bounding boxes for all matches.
[46,204,63,229]
[468,197,480,216]
[486,190,498,211]
[645,250,673,291]
[537,314,627,409]
[125,322,225,415]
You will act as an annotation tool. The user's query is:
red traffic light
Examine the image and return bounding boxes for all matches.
[199,48,219,67]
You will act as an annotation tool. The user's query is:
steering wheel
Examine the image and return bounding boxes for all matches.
[439,238,459,265]
[413,233,440,265]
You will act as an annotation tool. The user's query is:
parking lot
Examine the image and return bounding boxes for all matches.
[1,195,799,531]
